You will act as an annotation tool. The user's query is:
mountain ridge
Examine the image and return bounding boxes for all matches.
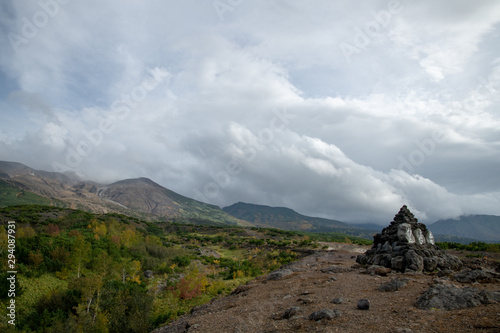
[0,161,249,227]
[223,201,374,238]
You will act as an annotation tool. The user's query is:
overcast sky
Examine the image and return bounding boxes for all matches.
[1,0,500,224]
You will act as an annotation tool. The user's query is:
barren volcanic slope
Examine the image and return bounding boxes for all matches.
[0,161,249,226]
[154,246,500,333]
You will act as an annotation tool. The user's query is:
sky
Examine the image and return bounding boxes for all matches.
[1,0,500,225]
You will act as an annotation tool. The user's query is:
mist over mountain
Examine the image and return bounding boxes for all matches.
[429,215,500,243]
[1,160,499,243]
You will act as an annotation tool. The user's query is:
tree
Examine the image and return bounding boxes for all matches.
[72,273,104,320]
[120,227,140,248]
[117,258,141,283]
[70,235,91,278]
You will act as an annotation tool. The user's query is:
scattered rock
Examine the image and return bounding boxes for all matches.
[328,276,338,282]
[298,297,314,305]
[461,257,500,272]
[267,269,293,280]
[230,284,252,295]
[283,306,302,319]
[151,319,190,333]
[415,283,500,310]
[377,278,409,292]
[356,206,462,273]
[453,269,500,284]
[320,266,351,274]
[437,269,454,277]
[272,306,302,320]
[362,265,392,276]
[308,309,341,321]
[331,297,344,304]
[190,304,210,315]
[393,329,413,333]
[357,298,370,310]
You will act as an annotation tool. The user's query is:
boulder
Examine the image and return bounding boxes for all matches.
[267,269,293,280]
[331,297,344,304]
[404,250,424,272]
[357,298,370,310]
[377,278,409,292]
[273,306,302,320]
[397,223,415,244]
[453,269,500,284]
[416,283,500,310]
[308,309,341,321]
[423,257,438,272]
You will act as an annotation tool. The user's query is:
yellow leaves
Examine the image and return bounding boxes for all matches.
[88,218,107,240]
[17,226,36,238]
[130,275,141,284]
[120,227,140,248]
[118,258,142,284]
[232,270,245,279]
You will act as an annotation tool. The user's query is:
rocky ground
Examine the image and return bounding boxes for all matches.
[153,244,500,333]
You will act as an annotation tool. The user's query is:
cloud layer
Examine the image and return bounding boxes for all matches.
[1,0,500,224]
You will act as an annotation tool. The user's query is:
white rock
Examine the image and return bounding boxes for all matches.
[425,230,435,245]
[397,223,415,244]
[413,228,426,245]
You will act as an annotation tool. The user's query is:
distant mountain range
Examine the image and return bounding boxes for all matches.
[222,202,375,238]
[428,215,500,243]
[1,160,499,242]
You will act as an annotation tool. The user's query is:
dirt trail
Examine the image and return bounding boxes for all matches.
[154,247,500,333]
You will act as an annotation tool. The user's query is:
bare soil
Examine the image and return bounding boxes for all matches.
[154,244,500,333]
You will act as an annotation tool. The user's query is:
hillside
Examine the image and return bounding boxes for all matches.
[0,161,248,227]
[0,205,369,332]
[429,215,500,243]
[155,246,500,333]
[0,180,52,207]
[223,202,373,238]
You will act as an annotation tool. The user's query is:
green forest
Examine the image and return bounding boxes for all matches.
[0,205,370,332]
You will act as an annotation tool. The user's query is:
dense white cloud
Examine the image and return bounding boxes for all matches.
[1,0,500,224]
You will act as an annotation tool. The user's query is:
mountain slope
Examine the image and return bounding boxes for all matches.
[0,179,52,207]
[429,215,500,242]
[99,177,251,226]
[223,202,372,237]
[0,161,249,226]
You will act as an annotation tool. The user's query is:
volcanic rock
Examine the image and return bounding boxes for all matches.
[356,205,462,273]
[308,309,341,321]
[357,298,370,310]
[415,283,500,310]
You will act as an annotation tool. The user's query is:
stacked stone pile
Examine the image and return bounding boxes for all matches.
[356,205,462,272]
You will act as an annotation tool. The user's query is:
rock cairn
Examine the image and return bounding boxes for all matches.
[356,205,462,272]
